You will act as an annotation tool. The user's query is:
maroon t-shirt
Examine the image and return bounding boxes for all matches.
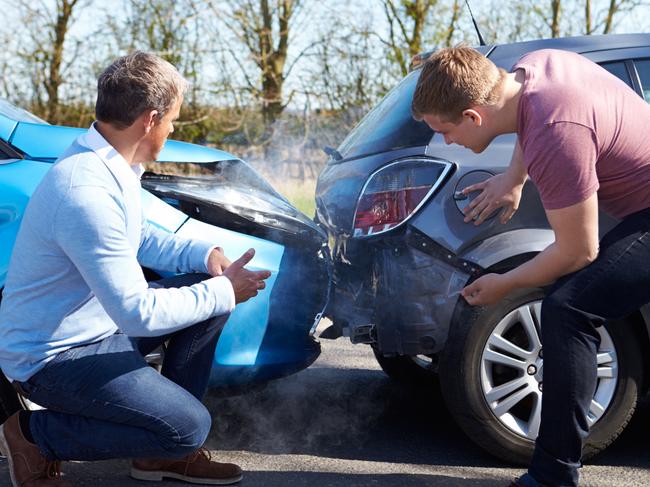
[514,49,650,219]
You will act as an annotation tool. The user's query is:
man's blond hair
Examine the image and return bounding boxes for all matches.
[412,46,506,123]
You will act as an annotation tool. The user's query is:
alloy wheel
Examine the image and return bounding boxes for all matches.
[480,300,618,439]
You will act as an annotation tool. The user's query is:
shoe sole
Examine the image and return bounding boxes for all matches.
[0,422,19,487]
[130,467,242,485]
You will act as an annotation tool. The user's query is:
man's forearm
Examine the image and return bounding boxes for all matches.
[504,242,594,290]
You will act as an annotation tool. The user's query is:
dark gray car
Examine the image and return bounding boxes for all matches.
[315,33,650,464]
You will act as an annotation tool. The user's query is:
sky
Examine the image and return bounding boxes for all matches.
[2,0,650,109]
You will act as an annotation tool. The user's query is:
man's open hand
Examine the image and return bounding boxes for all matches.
[222,249,272,304]
[462,172,524,225]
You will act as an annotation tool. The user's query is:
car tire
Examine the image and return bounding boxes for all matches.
[372,347,440,387]
[439,288,643,465]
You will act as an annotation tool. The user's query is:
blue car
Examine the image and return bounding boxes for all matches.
[0,99,330,418]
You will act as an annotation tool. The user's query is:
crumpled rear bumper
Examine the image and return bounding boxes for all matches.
[325,227,477,356]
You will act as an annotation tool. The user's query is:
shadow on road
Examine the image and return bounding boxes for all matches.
[0,460,507,487]
[207,360,650,472]
[590,397,650,468]
[229,471,503,486]
[206,366,500,468]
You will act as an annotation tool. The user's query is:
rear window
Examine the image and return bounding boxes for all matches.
[600,61,633,88]
[336,70,433,161]
[634,58,650,101]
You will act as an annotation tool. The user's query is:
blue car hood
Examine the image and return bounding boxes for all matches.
[9,122,237,163]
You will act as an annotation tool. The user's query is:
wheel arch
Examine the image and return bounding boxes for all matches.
[460,249,650,397]
[460,229,554,270]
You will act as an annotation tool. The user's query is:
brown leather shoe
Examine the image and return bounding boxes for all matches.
[0,412,71,486]
[131,447,242,485]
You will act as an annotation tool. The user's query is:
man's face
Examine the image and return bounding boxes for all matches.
[141,96,183,162]
[421,110,492,154]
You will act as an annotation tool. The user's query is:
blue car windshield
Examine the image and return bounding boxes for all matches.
[0,99,48,124]
[335,70,433,161]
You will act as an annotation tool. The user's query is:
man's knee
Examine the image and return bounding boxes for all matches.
[541,293,570,324]
[540,292,582,344]
[541,292,602,346]
[160,400,212,457]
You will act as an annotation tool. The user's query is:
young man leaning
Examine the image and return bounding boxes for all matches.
[412,46,650,486]
[0,52,270,486]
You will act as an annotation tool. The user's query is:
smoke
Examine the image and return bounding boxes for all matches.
[231,108,357,185]
[203,363,392,456]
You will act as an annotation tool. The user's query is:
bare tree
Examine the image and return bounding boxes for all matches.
[445,0,462,47]
[550,0,562,37]
[380,0,436,76]
[586,0,593,33]
[307,18,387,120]
[112,1,197,64]
[477,0,541,43]
[586,0,646,35]
[109,1,205,98]
[208,0,306,128]
[530,0,645,38]
[16,0,89,123]
[106,0,218,141]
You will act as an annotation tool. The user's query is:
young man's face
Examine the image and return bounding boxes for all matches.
[421,111,491,154]
[141,96,183,162]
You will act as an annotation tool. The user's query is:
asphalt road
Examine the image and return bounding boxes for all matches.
[1,333,649,486]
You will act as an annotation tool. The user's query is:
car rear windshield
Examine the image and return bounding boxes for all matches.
[336,70,433,161]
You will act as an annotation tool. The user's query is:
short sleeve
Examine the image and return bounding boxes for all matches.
[523,122,600,210]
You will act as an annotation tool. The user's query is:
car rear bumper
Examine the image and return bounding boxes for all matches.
[325,227,473,356]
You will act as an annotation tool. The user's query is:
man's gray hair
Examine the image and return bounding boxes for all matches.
[96,51,187,129]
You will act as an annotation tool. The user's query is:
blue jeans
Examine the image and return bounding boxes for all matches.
[16,273,229,461]
[522,206,650,486]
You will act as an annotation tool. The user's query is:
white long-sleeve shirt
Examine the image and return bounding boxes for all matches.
[0,124,234,382]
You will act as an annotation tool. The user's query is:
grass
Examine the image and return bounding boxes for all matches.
[266,177,317,217]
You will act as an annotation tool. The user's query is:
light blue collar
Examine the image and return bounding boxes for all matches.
[77,123,144,190]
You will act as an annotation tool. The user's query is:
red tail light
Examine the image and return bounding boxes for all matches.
[352,158,452,237]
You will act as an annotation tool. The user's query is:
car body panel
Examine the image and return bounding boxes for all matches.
[9,121,238,164]
[0,111,325,390]
[486,33,650,70]
[0,117,17,142]
[0,159,52,285]
[141,190,189,233]
[175,218,283,367]
[459,229,555,269]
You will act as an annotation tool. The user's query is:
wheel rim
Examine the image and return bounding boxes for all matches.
[480,300,618,440]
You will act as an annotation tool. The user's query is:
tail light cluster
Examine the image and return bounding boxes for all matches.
[352,157,452,237]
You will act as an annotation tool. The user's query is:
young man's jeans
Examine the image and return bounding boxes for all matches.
[519,206,650,487]
[14,273,228,461]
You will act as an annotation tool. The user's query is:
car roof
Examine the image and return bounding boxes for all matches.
[487,33,650,69]
[414,33,650,71]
